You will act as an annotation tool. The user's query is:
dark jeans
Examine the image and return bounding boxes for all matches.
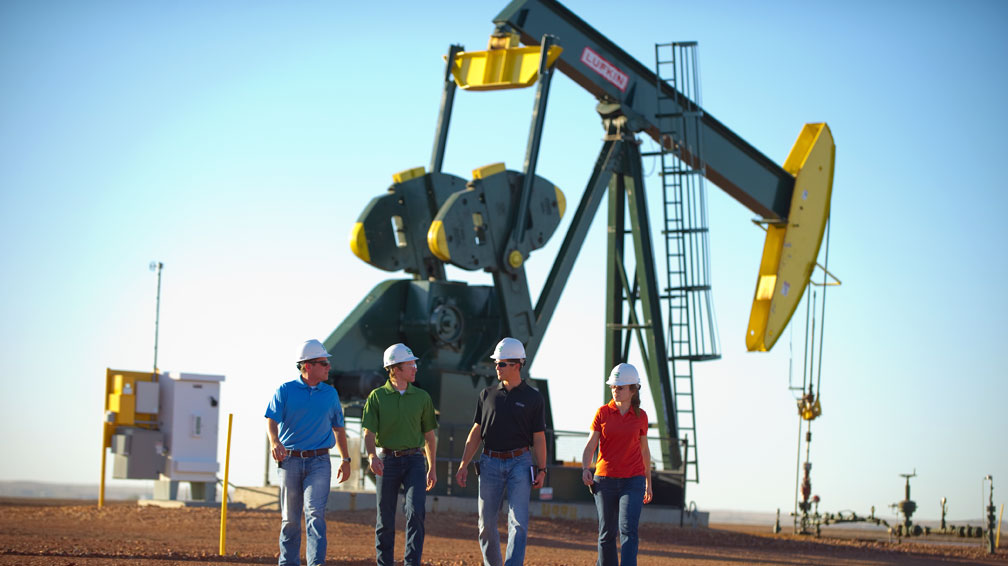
[375,452,427,566]
[593,475,645,566]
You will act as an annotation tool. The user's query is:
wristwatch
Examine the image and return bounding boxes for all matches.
[537,467,547,474]
[341,457,352,463]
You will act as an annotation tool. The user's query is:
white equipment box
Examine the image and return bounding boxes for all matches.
[158,372,225,482]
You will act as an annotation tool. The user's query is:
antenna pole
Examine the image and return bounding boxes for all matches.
[150,261,163,375]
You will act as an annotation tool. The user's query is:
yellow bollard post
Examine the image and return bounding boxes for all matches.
[99,439,106,509]
[997,502,1004,550]
[219,413,233,556]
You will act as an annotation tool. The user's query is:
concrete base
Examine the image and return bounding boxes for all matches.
[139,499,246,509]
[153,479,216,502]
[230,486,708,527]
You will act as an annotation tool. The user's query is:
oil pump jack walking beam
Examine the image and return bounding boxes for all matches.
[494,0,835,355]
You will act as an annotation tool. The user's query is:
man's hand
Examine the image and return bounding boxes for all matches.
[368,454,384,477]
[270,441,287,463]
[426,467,437,491]
[336,459,351,484]
[532,469,545,489]
[455,465,468,488]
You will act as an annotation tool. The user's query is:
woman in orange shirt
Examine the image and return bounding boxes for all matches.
[581,363,653,566]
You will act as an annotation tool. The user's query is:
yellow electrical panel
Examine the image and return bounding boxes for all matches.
[103,369,159,447]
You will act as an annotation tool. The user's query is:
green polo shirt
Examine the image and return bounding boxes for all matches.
[361,380,437,450]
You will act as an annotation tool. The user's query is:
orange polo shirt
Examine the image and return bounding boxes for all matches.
[591,400,648,478]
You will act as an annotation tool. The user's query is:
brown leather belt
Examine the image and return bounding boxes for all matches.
[287,448,329,458]
[483,446,529,459]
[383,447,423,457]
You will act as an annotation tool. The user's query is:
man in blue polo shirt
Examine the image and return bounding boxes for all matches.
[362,343,438,566]
[265,339,351,566]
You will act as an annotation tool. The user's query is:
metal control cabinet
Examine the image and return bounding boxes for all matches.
[110,427,163,479]
[158,372,225,483]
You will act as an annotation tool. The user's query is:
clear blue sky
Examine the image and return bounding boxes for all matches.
[2,1,1006,520]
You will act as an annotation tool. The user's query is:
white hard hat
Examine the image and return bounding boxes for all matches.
[490,337,526,360]
[298,339,331,362]
[383,343,419,368]
[606,363,640,386]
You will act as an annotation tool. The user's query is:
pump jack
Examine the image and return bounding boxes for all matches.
[324,0,835,506]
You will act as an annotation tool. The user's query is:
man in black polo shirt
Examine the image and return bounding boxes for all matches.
[455,337,546,566]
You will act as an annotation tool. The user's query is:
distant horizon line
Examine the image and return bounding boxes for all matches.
[0,480,991,525]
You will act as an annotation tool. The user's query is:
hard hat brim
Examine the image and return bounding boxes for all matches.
[384,355,419,368]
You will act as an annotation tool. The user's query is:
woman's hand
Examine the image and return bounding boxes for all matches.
[581,468,594,486]
[643,481,653,504]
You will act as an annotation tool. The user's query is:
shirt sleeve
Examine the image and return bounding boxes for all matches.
[531,393,546,434]
[472,390,484,425]
[638,409,648,436]
[421,394,437,433]
[264,385,284,421]
[331,389,345,429]
[361,390,379,432]
[591,407,604,432]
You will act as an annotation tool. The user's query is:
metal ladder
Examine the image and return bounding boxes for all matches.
[653,41,721,484]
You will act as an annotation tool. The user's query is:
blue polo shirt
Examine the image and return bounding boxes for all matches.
[265,378,345,451]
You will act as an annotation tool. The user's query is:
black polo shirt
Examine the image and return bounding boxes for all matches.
[474,380,546,452]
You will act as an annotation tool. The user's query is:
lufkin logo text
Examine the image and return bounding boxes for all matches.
[580,47,628,92]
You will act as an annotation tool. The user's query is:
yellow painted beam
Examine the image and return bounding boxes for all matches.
[450,45,563,91]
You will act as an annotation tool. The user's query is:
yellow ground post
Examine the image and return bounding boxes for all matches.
[98,435,106,509]
[219,413,233,555]
[997,502,1003,550]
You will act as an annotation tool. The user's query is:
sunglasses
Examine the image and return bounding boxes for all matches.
[496,361,520,368]
[307,360,331,367]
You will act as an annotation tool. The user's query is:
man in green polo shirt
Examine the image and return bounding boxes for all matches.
[362,343,438,566]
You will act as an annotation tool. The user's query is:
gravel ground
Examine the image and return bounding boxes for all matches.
[0,499,1003,565]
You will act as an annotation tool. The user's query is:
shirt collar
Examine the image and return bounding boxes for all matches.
[383,380,413,394]
[605,399,637,417]
[496,378,526,392]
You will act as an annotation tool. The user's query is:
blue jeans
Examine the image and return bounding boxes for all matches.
[375,452,427,566]
[278,455,331,566]
[593,475,645,566]
[477,450,532,566]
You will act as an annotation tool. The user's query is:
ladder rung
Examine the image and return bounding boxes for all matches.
[606,323,653,330]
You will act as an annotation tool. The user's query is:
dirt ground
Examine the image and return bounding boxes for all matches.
[0,498,1003,565]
